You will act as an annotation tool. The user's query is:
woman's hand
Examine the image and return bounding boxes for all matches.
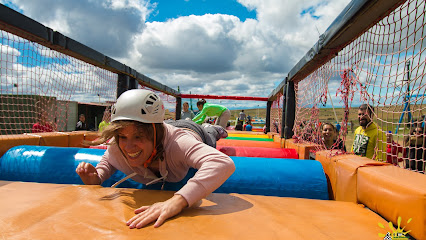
[76,162,101,185]
[127,194,188,229]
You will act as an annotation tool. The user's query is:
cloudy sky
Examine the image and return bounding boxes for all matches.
[1,0,352,107]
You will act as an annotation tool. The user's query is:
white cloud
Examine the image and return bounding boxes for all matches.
[3,0,352,102]
[10,0,152,58]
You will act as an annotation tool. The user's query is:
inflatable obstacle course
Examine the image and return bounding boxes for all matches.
[0,145,328,200]
[217,146,298,158]
[0,180,390,240]
[225,136,273,142]
[227,133,270,138]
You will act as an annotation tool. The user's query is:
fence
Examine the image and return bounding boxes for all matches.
[269,0,426,174]
[0,4,178,135]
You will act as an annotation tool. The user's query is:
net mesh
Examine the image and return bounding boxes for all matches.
[1,30,117,134]
[293,0,426,174]
[0,30,181,134]
[270,93,283,134]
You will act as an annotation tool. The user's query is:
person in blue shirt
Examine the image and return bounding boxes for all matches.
[335,122,341,133]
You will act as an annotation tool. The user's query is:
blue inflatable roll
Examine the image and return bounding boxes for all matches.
[0,145,328,200]
[217,156,328,200]
[0,145,143,189]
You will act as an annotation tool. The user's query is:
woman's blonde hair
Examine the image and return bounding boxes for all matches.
[86,121,165,162]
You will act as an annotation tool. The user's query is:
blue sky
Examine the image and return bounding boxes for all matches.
[148,0,256,22]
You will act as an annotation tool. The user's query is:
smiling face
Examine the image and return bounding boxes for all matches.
[358,109,371,128]
[117,124,154,167]
[197,104,203,111]
[322,124,335,142]
[183,102,189,112]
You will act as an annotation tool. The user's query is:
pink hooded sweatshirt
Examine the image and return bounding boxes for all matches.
[95,123,235,207]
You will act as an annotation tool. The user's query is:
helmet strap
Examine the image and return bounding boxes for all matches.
[144,123,157,168]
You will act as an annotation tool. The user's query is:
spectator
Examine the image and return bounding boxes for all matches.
[273,121,279,134]
[403,125,425,173]
[235,121,243,131]
[76,89,234,228]
[386,131,403,165]
[192,99,231,129]
[75,114,88,131]
[321,122,346,151]
[238,110,246,125]
[181,102,195,120]
[351,104,386,161]
[32,107,53,133]
[335,122,341,133]
[98,107,111,132]
[247,115,252,123]
[245,122,253,131]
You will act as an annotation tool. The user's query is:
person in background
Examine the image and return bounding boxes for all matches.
[192,99,231,129]
[238,110,246,125]
[76,89,234,229]
[351,104,386,161]
[243,121,248,131]
[75,114,88,131]
[235,121,243,131]
[32,106,53,133]
[321,122,345,151]
[403,125,425,173]
[385,131,403,166]
[335,122,341,133]
[181,102,195,120]
[98,107,111,132]
[273,121,279,134]
[245,121,253,131]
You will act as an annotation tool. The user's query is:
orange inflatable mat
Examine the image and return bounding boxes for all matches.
[0,134,40,157]
[316,151,382,202]
[285,139,320,159]
[67,131,86,147]
[24,132,69,147]
[357,165,426,240]
[0,181,391,240]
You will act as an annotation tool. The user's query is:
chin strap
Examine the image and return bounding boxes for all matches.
[144,123,157,168]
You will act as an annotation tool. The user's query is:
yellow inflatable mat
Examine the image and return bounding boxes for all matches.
[0,181,391,240]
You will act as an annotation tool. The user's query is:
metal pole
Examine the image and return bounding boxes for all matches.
[117,74,128,98]
[281,79,287,139]
[176,97,182,120]
[266,101,272,133]
[284,80,295,139]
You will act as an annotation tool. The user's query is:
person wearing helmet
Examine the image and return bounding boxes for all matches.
[192,99,231,129]
[75,89,235,229]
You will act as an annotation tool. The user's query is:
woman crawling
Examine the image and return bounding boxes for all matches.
[76,89,235,229]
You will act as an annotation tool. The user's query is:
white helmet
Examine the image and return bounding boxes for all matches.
[111,89,165,123]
